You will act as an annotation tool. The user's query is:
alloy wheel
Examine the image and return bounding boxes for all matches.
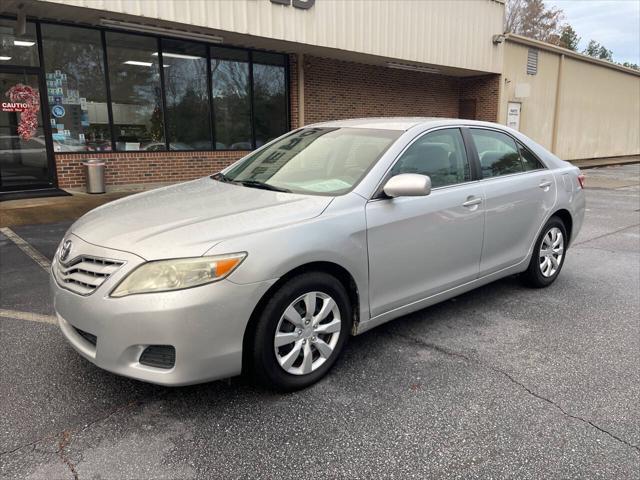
[539,227,564,277]
[274,291,341,375]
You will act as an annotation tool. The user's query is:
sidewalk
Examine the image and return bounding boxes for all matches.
[1,156,638,228]
[570,155,639,169]
[0,191,133,228]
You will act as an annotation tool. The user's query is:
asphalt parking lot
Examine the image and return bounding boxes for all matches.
[1,164,639,479]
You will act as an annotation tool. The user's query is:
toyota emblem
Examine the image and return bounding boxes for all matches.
[59,239,72,262]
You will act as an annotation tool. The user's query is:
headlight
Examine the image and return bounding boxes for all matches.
[110,253,246,297]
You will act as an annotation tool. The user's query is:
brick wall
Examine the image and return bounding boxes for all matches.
[301,55,500,125]
[459,74,501,122]
[289,54,299,130]
[302,56,460,123]
[55,151,246,189]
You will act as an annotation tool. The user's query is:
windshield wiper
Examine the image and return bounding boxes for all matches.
[211,172,231,182]
[212,173,291,193]
[237,180,291,193]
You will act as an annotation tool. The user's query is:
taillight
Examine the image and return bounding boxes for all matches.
[577,173,585,189]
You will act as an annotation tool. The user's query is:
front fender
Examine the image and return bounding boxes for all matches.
[204,193,371,323]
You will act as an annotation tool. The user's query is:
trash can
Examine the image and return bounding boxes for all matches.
[83,159,106,194]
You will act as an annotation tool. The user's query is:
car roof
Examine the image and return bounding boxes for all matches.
[306,117,508,131]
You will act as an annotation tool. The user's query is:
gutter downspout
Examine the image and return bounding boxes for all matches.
[297,53,305,127]
[551,53,565,154]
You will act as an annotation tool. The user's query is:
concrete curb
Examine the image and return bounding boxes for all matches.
[569,156,639,170]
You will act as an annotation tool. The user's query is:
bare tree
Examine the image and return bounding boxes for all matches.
[505,0,564,44]
[505,0,525,34]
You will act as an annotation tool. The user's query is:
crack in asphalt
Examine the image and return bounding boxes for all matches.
[0,400,140,462]
[58,430,78,480]
[572,223,640,247]
[395,332,640,454]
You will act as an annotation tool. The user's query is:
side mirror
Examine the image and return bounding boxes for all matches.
[383,173,432,198]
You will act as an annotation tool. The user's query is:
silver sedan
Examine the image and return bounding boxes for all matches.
[50,118,585,390]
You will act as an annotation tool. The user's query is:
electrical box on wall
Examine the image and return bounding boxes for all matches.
[514,83,531,99]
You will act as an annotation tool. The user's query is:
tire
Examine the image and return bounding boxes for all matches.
[522,216,568,288]
[251,272,352,391]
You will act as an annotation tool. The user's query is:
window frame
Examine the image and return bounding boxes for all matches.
[373,126,480,199]
[223,126,403,197]
[466,126,548,181]
[1,14,290,154]
[388,127,474,189]
[371,124,550,200]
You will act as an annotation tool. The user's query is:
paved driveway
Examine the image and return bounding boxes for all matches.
[1,164,638,479]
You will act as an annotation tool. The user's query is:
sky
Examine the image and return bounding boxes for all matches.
[545,0,640,65]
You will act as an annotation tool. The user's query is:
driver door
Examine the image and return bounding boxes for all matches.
[365,128,485,317]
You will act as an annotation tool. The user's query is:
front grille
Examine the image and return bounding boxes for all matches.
[139,345,176,369]
[74,327,97,346]
[55,255,124,295]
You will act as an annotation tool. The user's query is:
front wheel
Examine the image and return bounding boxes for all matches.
[522,216,568,288]
[251,272,352,391]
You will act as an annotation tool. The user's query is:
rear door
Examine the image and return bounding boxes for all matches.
[468,128,556,275]
[366,128,485,317]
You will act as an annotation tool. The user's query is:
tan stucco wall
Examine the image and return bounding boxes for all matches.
[501,40,640,160]
[36,0,505,75]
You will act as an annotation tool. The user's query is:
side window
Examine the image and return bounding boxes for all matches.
[390,128,470,188]
[518,142,545,171]
[470,129,523,178]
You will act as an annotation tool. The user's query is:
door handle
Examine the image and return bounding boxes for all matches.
[539,180,552,189]
[462,197,482,208]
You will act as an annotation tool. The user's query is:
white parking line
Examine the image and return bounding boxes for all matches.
[0,227,52,272]
[0,309,57,325]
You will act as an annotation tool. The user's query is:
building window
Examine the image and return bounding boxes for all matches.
[252,52,288,148]
[161,39,212,150]
[41,24,111,152]
[105,32,165,151]
[0,19,39,67]
[210,47,252,150]
[2,18,291,155]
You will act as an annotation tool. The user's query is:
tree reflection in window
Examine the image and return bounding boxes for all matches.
[253,52,287,148]
[41,24,111,152]
[161,39,211,150]
[210,48,251,150]
[105,32,165,151]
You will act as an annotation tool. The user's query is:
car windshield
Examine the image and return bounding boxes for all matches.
[221,127,402,195]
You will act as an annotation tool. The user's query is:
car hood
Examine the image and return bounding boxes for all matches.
[71,177,333,260]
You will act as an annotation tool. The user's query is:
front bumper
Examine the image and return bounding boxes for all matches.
[51,235,275,386]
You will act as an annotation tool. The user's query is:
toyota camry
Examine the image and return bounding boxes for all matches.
[51,118,585,390]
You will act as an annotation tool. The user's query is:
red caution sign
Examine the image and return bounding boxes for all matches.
[1,102,29,112]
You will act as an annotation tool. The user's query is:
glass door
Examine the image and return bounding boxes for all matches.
[0,68,55,191]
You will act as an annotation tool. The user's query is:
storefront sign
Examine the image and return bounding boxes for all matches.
[507,102,521,131]
[270,0,315,10]
[1,102,29,112]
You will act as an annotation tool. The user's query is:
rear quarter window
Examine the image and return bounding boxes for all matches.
[470,129,523,178]
[518,142,546,171]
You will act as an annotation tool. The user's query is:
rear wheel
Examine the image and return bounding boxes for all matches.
[522,216,567,288]
[251,272,352,391]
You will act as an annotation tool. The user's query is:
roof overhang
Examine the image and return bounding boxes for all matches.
[2,0,504,78]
